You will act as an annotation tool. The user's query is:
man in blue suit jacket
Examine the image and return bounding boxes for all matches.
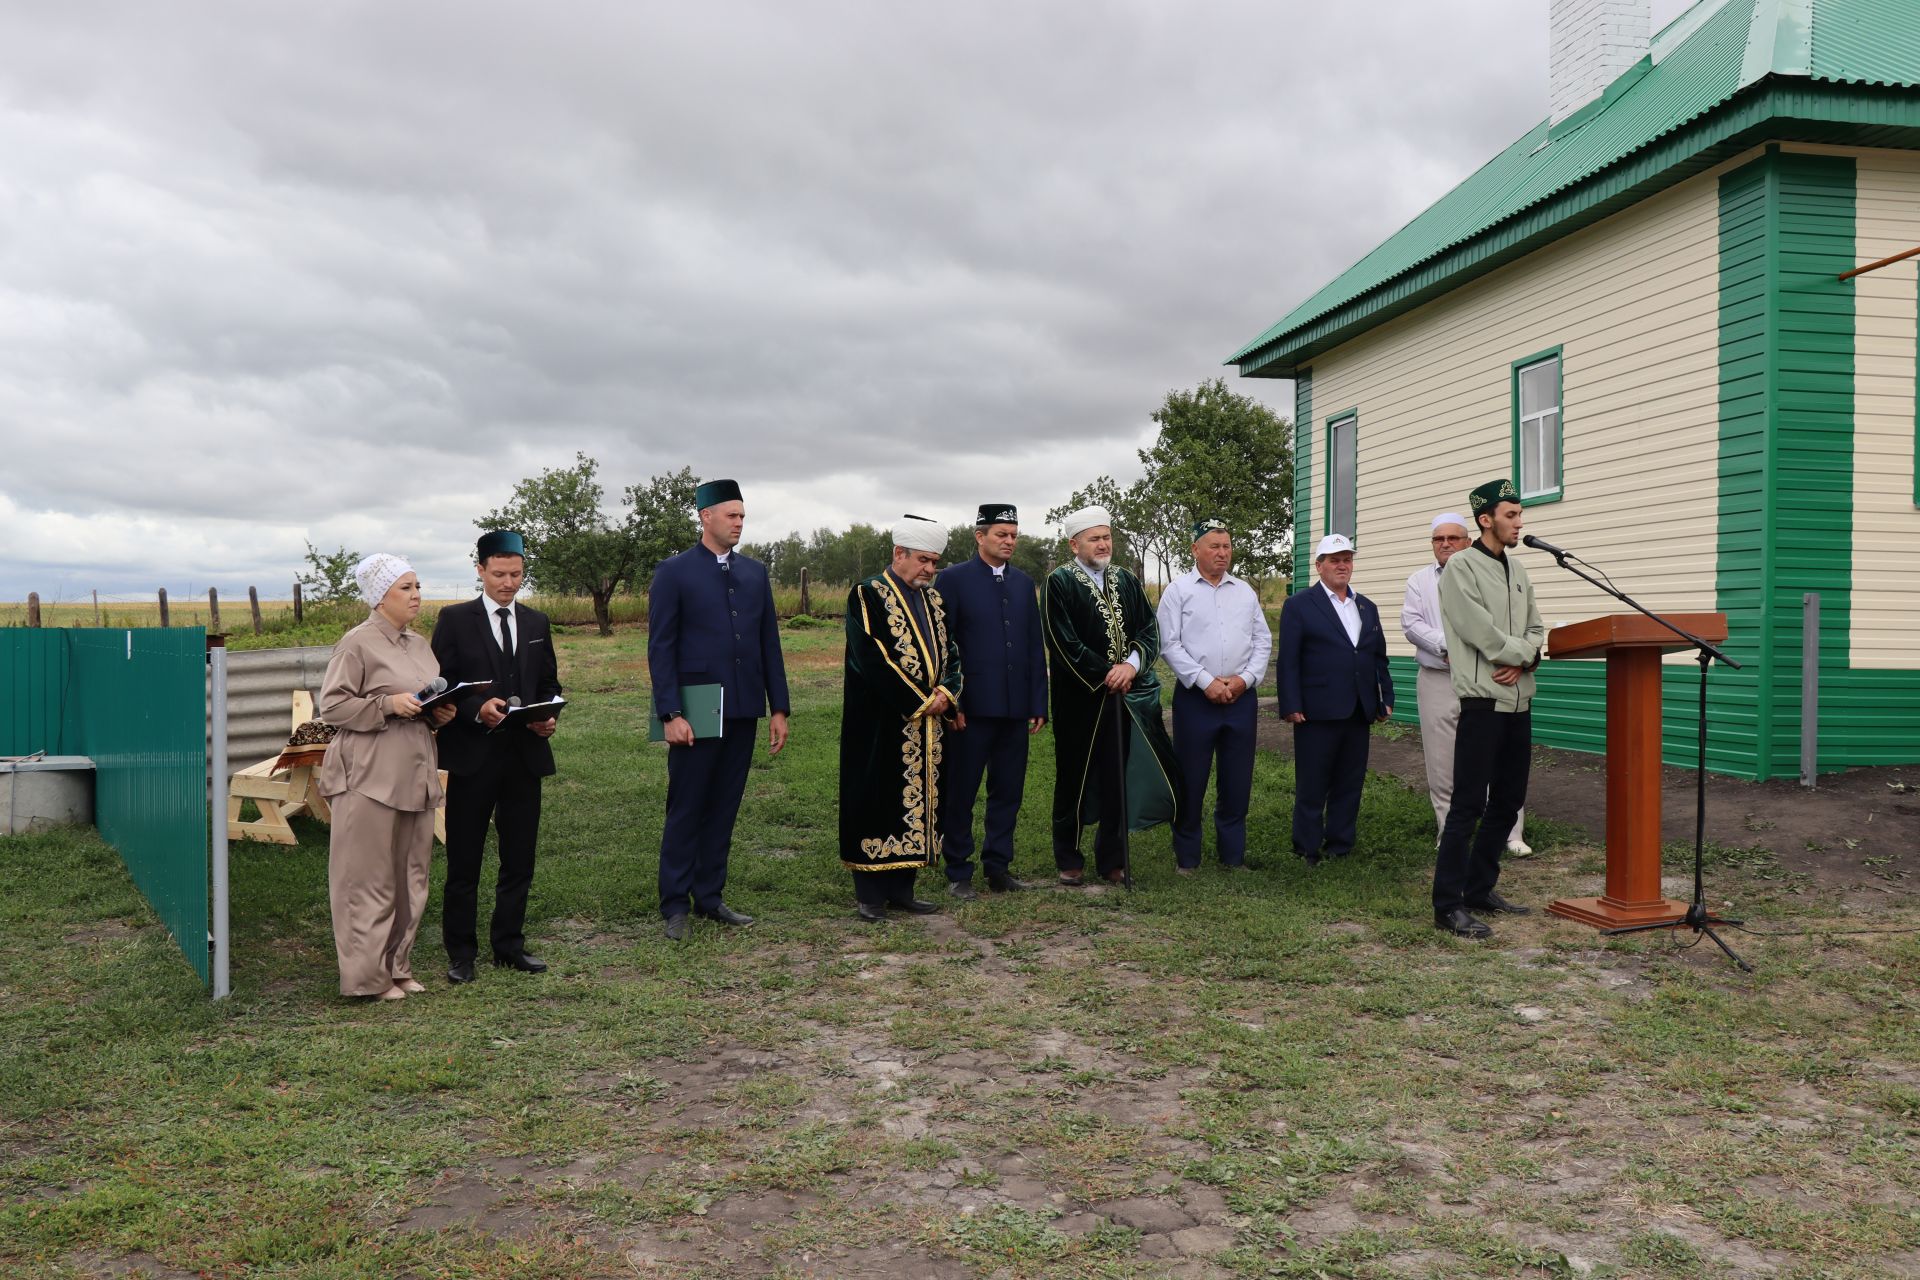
[934,504,1047,898]
[647,478,791,939]
[1276,534,1394,865]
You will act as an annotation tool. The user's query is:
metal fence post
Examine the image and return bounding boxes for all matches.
[1801,592,1819,788]
[209,637,231,999]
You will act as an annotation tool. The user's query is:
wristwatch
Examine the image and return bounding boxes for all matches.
[659,711,683,723]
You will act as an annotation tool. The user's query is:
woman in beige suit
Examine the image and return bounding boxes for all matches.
[318,554,457,1000]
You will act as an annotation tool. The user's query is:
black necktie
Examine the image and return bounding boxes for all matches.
[496,606,514,663]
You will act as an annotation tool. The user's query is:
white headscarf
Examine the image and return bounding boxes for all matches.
[892,515,945,554]
[1062,506,1111,540]
[353,553,414,607]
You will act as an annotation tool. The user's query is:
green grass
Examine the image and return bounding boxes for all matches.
[1,625,1917,1278]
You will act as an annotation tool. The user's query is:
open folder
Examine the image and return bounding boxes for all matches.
[647,683,724,741]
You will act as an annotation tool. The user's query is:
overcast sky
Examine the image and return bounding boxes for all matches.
[0,0,1692,601]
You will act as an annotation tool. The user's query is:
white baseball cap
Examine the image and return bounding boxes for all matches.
[1313,534,1355,559]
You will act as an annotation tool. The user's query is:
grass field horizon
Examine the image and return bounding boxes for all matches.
[2,624,1916,1278]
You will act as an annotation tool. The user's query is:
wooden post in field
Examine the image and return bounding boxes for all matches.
[158,588,170,626]
[26,592,40,627]
[292,583,304,623]
[208,588,222,633]
[248,586,263,635]
[92,589,101,626]
[799,567,811,617]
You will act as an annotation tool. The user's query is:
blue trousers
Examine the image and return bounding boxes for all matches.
[1291,712,1370,861]
[658,717,758,918]
[1171,684,1257,867]
[939,715,1030,883]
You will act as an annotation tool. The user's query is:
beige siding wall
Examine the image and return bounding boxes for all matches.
[1305,171,1724,662]
[1850,150,1920,670]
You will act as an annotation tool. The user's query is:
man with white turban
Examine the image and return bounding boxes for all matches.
[1041,508,1180,886]
[838,515,965,921]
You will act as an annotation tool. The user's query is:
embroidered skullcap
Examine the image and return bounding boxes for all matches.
[1468,478,1519,516]
[1062,506,1111,540]
[353,553,414,607]
[893,514,946,554]
[1312,534,1354,560]
[694,478,743,510]
[1191,516,1229,543]
[1429,512,1469,534]
[976,504,1018,528]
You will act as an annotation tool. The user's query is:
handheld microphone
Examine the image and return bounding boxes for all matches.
[507,696,522,710]
[414,676,448,701]
[1521,534,1570,558]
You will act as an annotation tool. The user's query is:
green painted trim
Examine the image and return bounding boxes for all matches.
[1234,82,1920,380]
[1292,372,1313,594]
[1509,346,1565,506]
[1322,408,1358,544]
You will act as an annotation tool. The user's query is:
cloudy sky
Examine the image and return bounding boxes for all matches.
[0,0,1691,601]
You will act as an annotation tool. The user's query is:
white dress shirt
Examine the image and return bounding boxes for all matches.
[1401,562,1450,670]
[1157,569,1273,690]
[484,596,518,653]
[1321,582,1362,646]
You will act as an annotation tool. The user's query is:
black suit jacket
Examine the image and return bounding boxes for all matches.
[1275,585,1394,722]
[430,597,563,778]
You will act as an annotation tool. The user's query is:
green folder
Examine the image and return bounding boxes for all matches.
[648,683,725,741]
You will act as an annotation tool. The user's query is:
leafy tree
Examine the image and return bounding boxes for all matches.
[296,541,362,605]
[478,452,639,637]
[1045,476,1142,574]
[624,467,701,593]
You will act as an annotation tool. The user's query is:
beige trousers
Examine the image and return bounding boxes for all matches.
[1417,665,1524,844]
[328,790,435,996]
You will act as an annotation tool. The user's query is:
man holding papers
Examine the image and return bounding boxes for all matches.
[647,478,792,940]
[430,530,564,983]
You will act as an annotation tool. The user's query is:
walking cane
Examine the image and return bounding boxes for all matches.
[1112,688,1133,892]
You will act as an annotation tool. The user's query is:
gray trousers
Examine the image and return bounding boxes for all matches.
[1417,666,1524,844]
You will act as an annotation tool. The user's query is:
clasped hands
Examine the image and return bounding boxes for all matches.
[1102,661,1137,694]
[1203,675,1248,705]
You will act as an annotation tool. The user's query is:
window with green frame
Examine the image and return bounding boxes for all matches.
[1512,349,1563,503]
[1325,411,1357,539]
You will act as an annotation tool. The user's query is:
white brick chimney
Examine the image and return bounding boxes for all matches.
[1550,0,1652,126]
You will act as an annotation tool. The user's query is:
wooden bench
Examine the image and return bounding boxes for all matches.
[227,691,448,846]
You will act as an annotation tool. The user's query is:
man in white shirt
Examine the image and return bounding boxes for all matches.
[1158,518,1273,872]
[1402,512,1529,856]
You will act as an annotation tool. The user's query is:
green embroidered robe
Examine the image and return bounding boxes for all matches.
[1041,561,1181,851]
[839,571,964,871]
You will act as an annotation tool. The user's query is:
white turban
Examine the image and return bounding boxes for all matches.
[1062,506,1112,540]
[353,553,414,607]
[892,515,945,554]
[1430,512,1469,533]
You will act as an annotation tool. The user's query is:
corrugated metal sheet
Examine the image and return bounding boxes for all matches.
[0,631,73,756]
[209,644,335,779]
[1230,0,1920,370]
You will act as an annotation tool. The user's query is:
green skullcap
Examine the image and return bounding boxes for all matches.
[476,530,526,562]
[1191,516,1229,543]
[1468,478,1519,516]
[694,478,743,510]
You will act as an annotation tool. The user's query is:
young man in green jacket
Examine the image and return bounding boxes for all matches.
[1433,479,1547,938]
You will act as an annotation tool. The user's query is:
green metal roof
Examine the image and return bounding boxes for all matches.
[1230,0,1920,378]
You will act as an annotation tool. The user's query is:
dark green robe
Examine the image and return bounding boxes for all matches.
[1041,561,1181,850]
[839,571,964,872]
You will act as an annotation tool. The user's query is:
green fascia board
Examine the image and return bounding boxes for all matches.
[1233,81,1920,380]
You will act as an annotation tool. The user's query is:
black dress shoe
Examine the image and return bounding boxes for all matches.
[985,874,1031,893]
[948,881,978,901]
[1435,908,1493,939]
[897,899,940,914]
[664,914,691,941]
[447,959,475,985]
[493,951,548,973]
[856,902,888,923]
[1468,892,1532,915]
[699,904,756,926]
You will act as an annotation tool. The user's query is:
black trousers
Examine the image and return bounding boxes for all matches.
[1291,711,1370,861]
[853,866,922,906]
[443,750,542,963]
[1055,692,1129,877]
[940,715,1030,884]
[1171,684,1258,867]
[1432,704,1532,914]
[659,718,758,919]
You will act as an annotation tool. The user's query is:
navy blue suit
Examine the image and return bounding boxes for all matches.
[647,544,791,919]
[934,556,1046,885]
[1276,585,1394,862]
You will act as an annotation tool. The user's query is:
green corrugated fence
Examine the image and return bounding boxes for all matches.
[0,628,210,982]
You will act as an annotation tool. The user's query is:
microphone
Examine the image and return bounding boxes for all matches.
[414,676,448,701]
[1521,534,1570,559]
[507,696,522,710]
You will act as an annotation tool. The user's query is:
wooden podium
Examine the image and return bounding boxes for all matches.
[1542,612,1728,930]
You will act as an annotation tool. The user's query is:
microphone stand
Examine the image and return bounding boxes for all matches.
[1531,542,1752,973]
